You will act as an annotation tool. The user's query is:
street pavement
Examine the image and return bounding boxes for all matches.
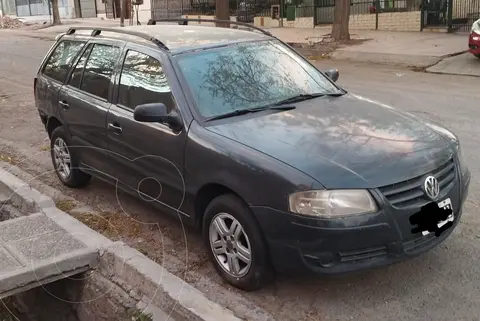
[0,32,480,321]
[427,52,480,77]
[6,18,471,68]
[269,27,469,67]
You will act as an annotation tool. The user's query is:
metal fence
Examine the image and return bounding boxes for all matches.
[315,0,417,25]
[421,0,480,32]
[450,0,480,31]
[151,0,192,19]
[147,0,477,31]
[150,0,281,22]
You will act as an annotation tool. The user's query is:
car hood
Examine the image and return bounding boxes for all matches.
[206,93,454,189]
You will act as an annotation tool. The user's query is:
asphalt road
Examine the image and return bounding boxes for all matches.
[1,31,480,321]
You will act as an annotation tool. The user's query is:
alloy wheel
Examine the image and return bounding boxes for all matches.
[209,212,252,278]
[53,137,72,180]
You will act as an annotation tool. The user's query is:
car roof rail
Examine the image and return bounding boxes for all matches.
[150,18,273,37]
[65,27,169,51]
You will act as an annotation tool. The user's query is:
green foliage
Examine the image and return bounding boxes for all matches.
[128,308,153,321]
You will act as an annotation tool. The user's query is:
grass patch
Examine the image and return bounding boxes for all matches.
[136,247,149,256]
[0,298,21,321]
[0,154,18,165]
[40,144,50,151]
[69,211,143,238]
[55,199,76,212]
[127,308,153,321]
[0,311,18,321]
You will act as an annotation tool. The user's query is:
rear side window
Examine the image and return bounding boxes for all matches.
[68,44,93,89]
[80,44,120,100]
[43,40,85,83]
[118,50,174,112]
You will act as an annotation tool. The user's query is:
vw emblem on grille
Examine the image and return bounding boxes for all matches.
[424,175,440,200]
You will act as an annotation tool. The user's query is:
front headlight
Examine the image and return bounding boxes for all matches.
[289,189,378,218]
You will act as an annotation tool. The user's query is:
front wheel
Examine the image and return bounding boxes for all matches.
[203,194,272,291]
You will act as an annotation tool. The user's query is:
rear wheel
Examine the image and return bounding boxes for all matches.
[50,126,91,188]
[202,194,271,291]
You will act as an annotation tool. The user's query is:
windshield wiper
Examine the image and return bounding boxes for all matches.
[273,92,345,106]
[206,105,296,121]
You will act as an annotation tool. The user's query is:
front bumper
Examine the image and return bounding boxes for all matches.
[468,32,480,55]
[252,169,470,275]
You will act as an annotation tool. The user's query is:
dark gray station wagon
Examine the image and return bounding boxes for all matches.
[35,21,471,291]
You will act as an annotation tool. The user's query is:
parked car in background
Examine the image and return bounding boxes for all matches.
[35,21,470,291]
[469,18,480,58]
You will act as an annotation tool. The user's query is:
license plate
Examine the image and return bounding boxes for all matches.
[422,198,454,236]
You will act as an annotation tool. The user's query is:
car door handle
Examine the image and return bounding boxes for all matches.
[108,123,123,135]
[59,100,69,109]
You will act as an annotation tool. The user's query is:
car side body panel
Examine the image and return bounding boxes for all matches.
[182,121,321,221]
[104,42,194,221]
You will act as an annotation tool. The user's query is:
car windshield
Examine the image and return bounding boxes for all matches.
[175,40,341,119]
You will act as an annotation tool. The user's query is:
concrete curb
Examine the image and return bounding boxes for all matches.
[330,49,469,68]
[330,50,441,68]
[425,69,480,77]
[0,166,243,321]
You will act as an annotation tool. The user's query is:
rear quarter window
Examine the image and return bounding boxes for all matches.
[42,40,85,83]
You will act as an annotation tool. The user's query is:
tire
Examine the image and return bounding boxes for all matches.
[476,54,480,59]
[50,126,91,188]
[202,194,271,291]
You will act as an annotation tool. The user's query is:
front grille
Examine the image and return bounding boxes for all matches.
[339,246,387,263]
[378,158,456,209]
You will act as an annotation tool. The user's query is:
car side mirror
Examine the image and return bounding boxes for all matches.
[133,103,182,131]
[325,69,339,82]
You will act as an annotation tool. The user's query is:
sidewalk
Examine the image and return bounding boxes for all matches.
[0,164,248,321]
[4,17,469,68]
[268,27,468,67]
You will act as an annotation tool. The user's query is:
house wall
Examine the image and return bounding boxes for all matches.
[254,11,420,31]
[253,16,314,28]
[80,0,97,17]
[180,14,237,24]
[95,0,105,13]
[58,0,77,18]
[11,0,84,18]
[135,0,152,22]
[349,11,421,31]
[96,0,150,22]
[0,0,17,15]
[453,0,480,19]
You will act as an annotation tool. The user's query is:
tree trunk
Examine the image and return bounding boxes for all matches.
[331,0,350,41]
[120,0,125,26]
[215,0,230,28]
[51,0,61,25]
